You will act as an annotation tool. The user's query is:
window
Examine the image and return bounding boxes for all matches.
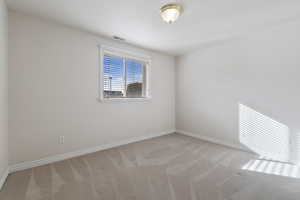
[99,46,150,100]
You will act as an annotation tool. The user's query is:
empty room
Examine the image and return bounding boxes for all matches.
[1,0,300,199]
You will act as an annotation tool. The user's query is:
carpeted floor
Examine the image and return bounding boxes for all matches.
[1,133,300,200]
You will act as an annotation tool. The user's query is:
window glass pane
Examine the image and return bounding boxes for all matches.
[126,60,144,98]
[103,55,125,98]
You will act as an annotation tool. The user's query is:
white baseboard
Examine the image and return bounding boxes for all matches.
[9,130,175,173]
[0,167,9,191]
[176,130,246,151]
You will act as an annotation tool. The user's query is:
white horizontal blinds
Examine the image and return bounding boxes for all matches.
[125,60,144,98]
[239,104,290,162]
[103,55,125,98]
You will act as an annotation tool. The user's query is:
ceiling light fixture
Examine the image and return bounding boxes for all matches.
[160,3,183,24]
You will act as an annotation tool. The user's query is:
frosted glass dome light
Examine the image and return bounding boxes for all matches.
[160,4,183,24]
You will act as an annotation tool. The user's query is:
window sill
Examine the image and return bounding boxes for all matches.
[97,97,152,103]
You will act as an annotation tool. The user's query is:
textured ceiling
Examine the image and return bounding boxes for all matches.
[6,0,300,55]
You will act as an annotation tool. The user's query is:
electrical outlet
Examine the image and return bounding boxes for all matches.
[59,136,65,144]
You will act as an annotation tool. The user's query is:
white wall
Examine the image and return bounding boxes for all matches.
[0,0,8,182]
[8,11,175,165]
[176,19,300,149]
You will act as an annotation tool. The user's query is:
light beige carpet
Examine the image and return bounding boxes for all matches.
[1,133,300,200]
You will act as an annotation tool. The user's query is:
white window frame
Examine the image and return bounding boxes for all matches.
[98,45,151,102]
